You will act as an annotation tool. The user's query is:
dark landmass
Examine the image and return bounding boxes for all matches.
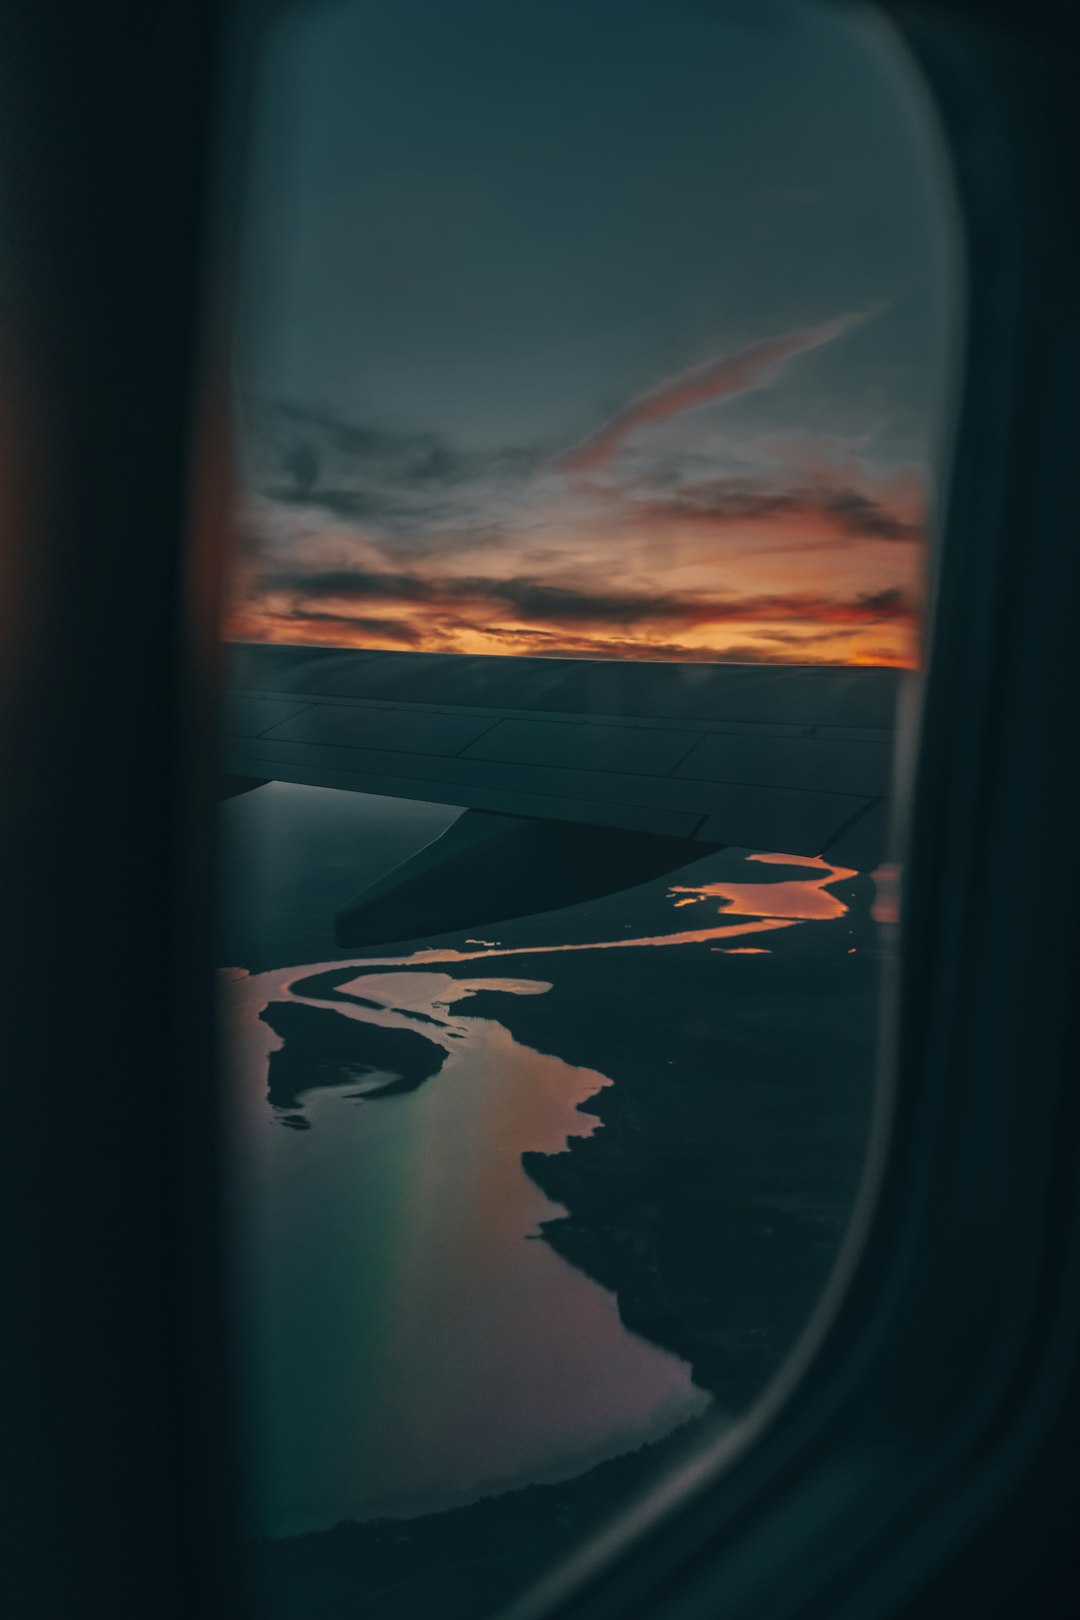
[287,964,457,1028]
[254,864,884,1620]
[256,1420,707,1620]
[507,879,880,1407]
[261,999,446,1113]
[288,965,390,1006]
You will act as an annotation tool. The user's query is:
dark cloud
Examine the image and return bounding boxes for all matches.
[281,609,426,645]
[245,397,443,467]
[257,562,914,635]
[815,488,917,541]
[239,397,540,530]
[237,398,921,571]
[624,478,920,542]
[853,586,908,614]
[263,568,434,603]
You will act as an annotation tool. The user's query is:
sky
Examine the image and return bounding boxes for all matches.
[227,0,956,667]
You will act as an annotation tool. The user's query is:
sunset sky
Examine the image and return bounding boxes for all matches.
[229,0,954,667]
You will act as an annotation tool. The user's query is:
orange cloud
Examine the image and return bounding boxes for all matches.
[227,568,919,667]
[556,312,867,473]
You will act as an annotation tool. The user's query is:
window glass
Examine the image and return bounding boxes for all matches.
[219,2,954,1615]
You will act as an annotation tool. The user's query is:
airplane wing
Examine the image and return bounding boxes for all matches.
[223,643,901,875]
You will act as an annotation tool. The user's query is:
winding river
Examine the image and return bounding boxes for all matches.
[223,850,858,1536]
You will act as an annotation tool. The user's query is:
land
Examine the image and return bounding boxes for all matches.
[248,856,884,1620]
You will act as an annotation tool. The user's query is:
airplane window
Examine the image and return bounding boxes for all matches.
[218,1,956,1615]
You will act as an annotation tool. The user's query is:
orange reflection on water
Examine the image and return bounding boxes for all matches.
[349,913,798,971]
[870,863,900,925]
[669,851,857,923]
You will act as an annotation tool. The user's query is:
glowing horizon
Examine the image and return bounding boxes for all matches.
[227,318,926,670]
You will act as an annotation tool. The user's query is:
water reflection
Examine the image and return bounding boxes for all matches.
[870,862,901,925]
[225,846,866,1539]
[227,966,709,1535]
[670,852,856,922]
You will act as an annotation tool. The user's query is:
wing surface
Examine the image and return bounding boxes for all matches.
[223,643,903,869]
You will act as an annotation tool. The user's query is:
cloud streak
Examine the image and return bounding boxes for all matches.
[255,563,914,637]
[556,312,867,474]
